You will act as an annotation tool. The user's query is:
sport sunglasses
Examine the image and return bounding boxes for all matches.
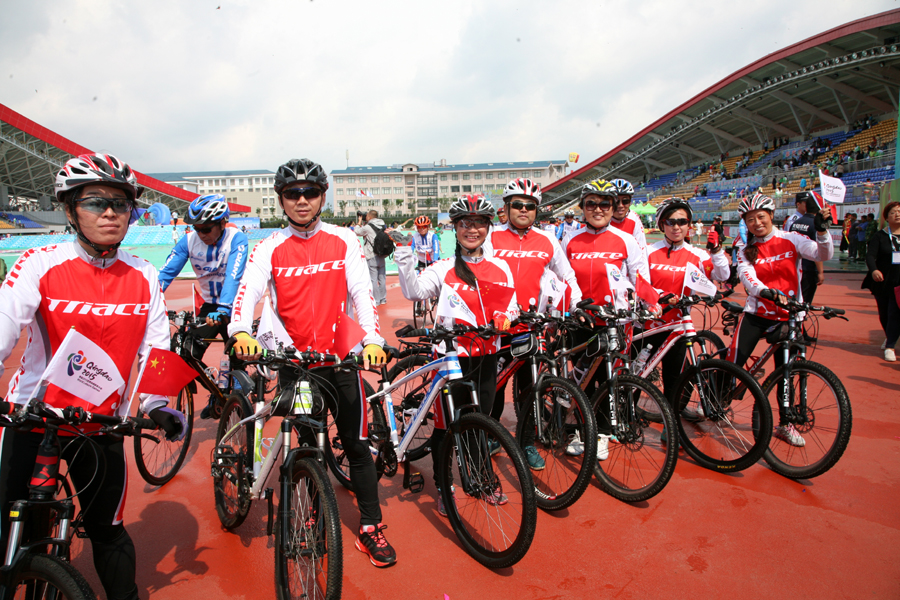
[281,187,322,200]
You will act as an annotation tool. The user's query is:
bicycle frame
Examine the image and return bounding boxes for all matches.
[631,311,705,379]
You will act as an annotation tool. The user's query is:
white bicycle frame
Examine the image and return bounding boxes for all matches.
[631,313,703,379]
[366,350,466,463]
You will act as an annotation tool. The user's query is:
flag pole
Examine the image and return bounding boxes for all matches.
[123,344,151,417]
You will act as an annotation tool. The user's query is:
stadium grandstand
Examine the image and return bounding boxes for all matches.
[0,103,202,234]
[543,9,900,223]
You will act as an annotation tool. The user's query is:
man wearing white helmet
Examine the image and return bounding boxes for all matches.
[556,209,582,241]
[0,154,180,600]
[609,178,648,253]
[158,193,249,418]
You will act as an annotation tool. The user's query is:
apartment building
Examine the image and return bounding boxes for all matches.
[148,169,279,219]
[330,159,568,218]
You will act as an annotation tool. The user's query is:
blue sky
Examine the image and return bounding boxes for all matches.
[1,0,894,175]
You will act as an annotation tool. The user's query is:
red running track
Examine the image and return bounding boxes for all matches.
[1,273,898,599]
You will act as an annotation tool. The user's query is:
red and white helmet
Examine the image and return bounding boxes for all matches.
[502,178,542,203]
[55,154,143,201]
[738,192,776,217]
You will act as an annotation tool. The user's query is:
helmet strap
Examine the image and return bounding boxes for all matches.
[285,209,321,230]
[67,207,120,259]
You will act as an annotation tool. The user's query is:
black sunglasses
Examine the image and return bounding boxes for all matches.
[663,218,690,227]
[77,196,134,215]
[281,187,322,201]
[193,225,215,234]
[614,197,632,206]
[509,200,537,211]
[584,199,613,211]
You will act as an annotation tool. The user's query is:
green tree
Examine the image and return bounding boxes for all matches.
[338,200,347,216]
[382,198,391,216]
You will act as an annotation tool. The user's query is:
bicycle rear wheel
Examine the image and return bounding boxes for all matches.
[672,359,772,472]
[275,456,342,600]
[323,380,387,491]
[515,377,597,511]
[385,354,435,461]
[413,296,437,329]
[212,395,253,529]
[592,374,678,502]
[10,553,97,600]
[438,413,537,568]
[759,360,852,479]
[134,385,194,486]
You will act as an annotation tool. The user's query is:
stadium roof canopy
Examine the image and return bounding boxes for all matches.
[0,103,197,211]
[543,9,900,206]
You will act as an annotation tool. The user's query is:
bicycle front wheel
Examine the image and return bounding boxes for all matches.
[10,553,97,600]
[592,374,678,502]
[275,456,342,600]
[672,359,772,472]
[515,377,597,511]
[759,360,852,479]
[438,413,537,569]
[212,395,254,529]
[323,380,386,491]
[134,385,194,486]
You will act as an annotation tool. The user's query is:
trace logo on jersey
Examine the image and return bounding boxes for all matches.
[493,249,550,260]
[67,351,87,376]
[757,251,794,265]
[274,260,345,277]
[570,252,624,260]
[46,299,150,316]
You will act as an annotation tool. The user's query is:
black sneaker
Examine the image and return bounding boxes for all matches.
[200,399,216,420]
[355,524,397,568]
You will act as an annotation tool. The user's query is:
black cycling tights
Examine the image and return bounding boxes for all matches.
[0,431,138,600]
[293,367,383,526]
[430,355,498,489]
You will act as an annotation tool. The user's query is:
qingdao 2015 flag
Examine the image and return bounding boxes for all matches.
[43,328,125,407]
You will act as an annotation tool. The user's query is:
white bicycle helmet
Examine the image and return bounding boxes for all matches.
[185,194,230,225]
[738,192,776,217]
[55,153,143,202]
[611,178,635,196]
[502,178,542,203]
[448,194,495,221]
[655,197,693,227]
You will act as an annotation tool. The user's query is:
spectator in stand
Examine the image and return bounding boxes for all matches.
[862,202,900,361]
[799,176,807,191]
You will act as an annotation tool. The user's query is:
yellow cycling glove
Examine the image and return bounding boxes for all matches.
[363,343,387,368]
[233,332,261,358]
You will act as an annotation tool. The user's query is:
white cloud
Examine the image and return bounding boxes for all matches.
[1,0,894,175]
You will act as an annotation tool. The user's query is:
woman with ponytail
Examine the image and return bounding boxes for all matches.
[394,195,518,515]
[727,192,834,447]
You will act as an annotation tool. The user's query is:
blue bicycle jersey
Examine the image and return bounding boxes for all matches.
[158,228,249,309]
[411,231,441,264]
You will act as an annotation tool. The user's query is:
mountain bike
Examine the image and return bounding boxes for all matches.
[720,295,852,479]
[0,401,157,600]
[495,309,597,511]
[365,324,537,569]
[632,294,772,472]
[559,299,678,502]
[412,264,438,329]
[211,347,345,600]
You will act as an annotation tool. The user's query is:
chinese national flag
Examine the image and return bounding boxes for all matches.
[634,273,660,305]
[192,285,204,316]
[476,281,516,318]
[136,347,198,396]
[334,312,366,358]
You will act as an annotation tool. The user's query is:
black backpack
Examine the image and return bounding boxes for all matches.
[370,224,395,257]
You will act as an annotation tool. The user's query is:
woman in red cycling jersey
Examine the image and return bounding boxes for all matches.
[563,179,651,460]
[395,195,518,515]
[0,154,180,600]
[635,198,730,399]
[727,192,834,447]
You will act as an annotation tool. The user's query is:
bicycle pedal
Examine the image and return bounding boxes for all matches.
[406,473,425,493]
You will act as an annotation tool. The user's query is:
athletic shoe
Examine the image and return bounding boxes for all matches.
[356,524,397,568]
[487,439,501,456]
[773,424,806,447]
[885,348,897,362]
[524,445,545,470]
[597,434,611,461]
[485,486,508,506]
[436,486,455,518]
[565,432,584,456]
[199,398,216,420]
[682,401,705,422]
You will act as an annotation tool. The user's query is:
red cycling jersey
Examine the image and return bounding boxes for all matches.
[229,222,383,352]
[0,243,169,417]
[645,240,730,326]
[609,210,647,252]
[563,225,650,310]
[395,246,517,356]
[485,223,582,311]
[737,228,834,320]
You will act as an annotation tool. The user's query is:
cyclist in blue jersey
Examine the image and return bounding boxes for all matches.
[158,194,248,418]
[410,215,441,268]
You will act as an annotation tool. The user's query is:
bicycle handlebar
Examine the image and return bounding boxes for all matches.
[0,401,156,433]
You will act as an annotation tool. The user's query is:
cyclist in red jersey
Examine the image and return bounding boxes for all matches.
[563,179,652,459]
[0,154,180,600]
[395,195,518,516]
[484,178,582,468]
[609,178,647,253]
[228,158,396,568]
[726,192,834,447]
[635,198,729,399]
